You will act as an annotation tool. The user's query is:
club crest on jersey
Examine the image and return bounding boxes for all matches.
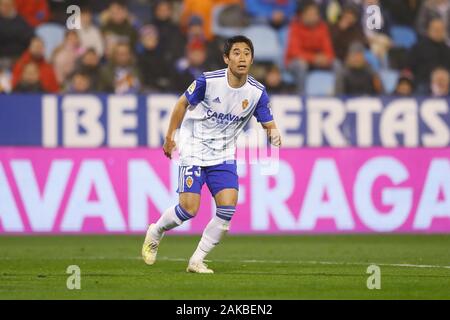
[185,176,194,188]
[187,81,196,94]
[242,99,249,110]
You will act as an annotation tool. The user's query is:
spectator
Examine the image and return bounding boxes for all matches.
[0,0,34,62]
[430,66,450,96]
[14,0,49,27]
[99,42,141,94]
[137,25,173,92]
[417,0,450,45]
[409,18,450,92]
[174,38,208,91]
[52,30,84,85]
[12,37,59,93]
[361,0,392,66]
[285,1,338,94]
[74,48,101,91]
[312,0,343,24]
[381,0,421,27]
[0,61,11,93]
[330,5,367,62]
[151,0,185,65]
[180,0,241,40]
[13,62,45,93]
[128,0,153,26]
[264,64,296,94]
[66,71,92,94]
[244,0,297,29]
[185,15,225,71]
[393,70,415,96]
[101,1,138,58]
[77,7,104,57]
[335,41,383,95]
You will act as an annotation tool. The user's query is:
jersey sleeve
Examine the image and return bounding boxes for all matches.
[253,89,274,123]
[184,75,206,106]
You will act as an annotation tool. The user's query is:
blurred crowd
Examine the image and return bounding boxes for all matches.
[0,0,449,97]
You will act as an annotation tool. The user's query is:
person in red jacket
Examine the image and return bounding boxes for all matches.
[285,1,339,94]
[14,0,49,27]
[12,36,59,93]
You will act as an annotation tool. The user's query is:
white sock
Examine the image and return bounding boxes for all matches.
[190,216,230,263]
[151,205,183,241]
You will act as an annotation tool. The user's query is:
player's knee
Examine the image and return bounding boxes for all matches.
[216,205,236,222]
[178,199,200,217]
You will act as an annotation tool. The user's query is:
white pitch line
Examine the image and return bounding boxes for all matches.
[156,257,450,270]
[1,256,449,270]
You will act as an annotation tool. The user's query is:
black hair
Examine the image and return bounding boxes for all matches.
[110,0,127,9]
[296,0,318,14]
[223,35,254,58]
[72,70,90,79]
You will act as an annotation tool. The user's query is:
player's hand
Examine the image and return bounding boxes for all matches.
[268,128,282,147]
[163,138,176,159]
[314,54,330,67]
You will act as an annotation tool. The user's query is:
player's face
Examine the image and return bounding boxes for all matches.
[224,42,253,77]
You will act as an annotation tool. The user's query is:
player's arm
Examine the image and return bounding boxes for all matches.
[163,95,189,159]
[261,120,282,147]
[163,75,206,159]
[253,88,281,147]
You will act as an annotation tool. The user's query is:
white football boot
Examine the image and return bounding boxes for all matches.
[142,224,162,265]
[186,260,214,274]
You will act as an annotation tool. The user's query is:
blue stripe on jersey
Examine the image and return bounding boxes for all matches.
[248,82,264,91]
[205,74,226,79]
[248,75,261,83]
[204,71,226,78]
[248,77,263,87]
[204,69,226,75]
[248,76,263,86]
[248,78,264,90]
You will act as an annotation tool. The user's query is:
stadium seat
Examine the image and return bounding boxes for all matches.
[364,49,382,72]
[305,70,335,96]
[35,23,65,61]
[278,25,290,66]
[242,25,282,63]
[212,5,245,39]
[390,25,417,49]
[379,69,399,94]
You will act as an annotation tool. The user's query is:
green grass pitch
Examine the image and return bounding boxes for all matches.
[0,234,449,299]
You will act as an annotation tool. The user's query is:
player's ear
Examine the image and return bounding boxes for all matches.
[223,54,229,65]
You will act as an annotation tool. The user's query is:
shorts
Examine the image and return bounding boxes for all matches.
[177,161,239,197]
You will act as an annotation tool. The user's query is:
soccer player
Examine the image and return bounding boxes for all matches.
[142,35,282,273]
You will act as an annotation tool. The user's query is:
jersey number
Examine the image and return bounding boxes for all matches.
[185,166,201,177]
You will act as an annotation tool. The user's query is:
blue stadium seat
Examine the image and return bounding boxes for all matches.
[390,25,417,49]
[305,71,335,96]
[242,25,281,63]
[379,69,399,94]
[35,23,65,61]
[212,5,244,38]
[278,25,289,66]
[364,49,381,72]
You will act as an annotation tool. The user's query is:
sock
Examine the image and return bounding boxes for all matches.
[151,204,194,241]
[190,206,235,263]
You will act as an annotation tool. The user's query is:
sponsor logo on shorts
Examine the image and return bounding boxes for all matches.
[186,176,193,188]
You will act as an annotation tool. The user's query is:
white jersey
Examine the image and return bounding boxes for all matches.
[178,68,273,167]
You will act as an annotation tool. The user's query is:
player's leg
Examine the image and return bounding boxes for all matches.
[142,165,203,265]
[187,161,238,273]
[152,192,200,238]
